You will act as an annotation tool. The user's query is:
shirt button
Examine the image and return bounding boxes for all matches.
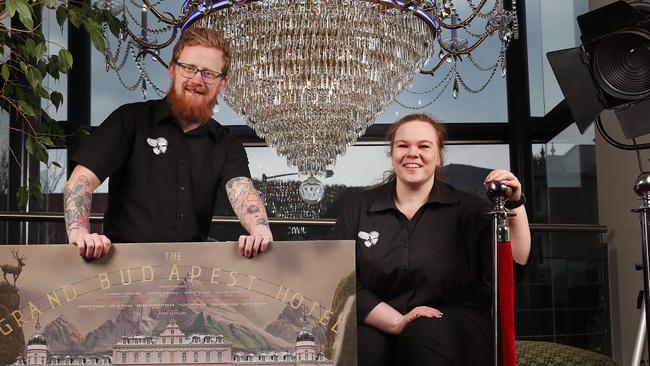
[179,213,185,220]
[180,186,186,192]
[402,243,407,248]
[179,159,186,164]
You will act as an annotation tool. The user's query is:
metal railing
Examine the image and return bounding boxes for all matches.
[0,211,609,233]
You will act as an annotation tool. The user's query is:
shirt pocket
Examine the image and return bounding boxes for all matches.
[190,161,221,209]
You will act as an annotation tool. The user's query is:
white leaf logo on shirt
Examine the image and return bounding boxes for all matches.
[147,137,168,155]
[358,231,379,247]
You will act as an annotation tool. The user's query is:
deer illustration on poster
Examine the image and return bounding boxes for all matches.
[2,249,26,286]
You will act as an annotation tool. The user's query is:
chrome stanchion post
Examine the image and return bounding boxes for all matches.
[486,181,514,366]
[632,172,650,366]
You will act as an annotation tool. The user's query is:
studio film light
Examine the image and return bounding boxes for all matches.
[546,0,650,139]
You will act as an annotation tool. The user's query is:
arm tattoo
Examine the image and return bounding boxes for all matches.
[226,177,270,231]
[246,206,261,214]
[64,175,92,235]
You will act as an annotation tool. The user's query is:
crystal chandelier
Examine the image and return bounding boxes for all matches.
[186,0,435,176]
[97,0,518,178]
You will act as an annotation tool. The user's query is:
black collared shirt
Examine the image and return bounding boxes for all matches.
[72,98,250,243]
[330,180,499,322]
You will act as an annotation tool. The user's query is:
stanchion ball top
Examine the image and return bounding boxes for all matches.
[634,172,650,197]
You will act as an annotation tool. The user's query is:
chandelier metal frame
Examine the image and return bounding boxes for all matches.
[105,0,517,75]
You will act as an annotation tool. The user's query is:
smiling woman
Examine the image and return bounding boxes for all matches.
[386,114,446,205]
[329,113,531,366]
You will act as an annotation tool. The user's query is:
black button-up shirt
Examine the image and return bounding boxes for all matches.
[72,98,250,243]
[330,180,502,322]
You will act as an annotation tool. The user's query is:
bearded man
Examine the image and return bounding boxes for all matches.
[63,27,272,259]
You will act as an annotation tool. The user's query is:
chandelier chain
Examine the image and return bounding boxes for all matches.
[141,68,167,96]
[466,45,503,71]
[104,30,132,70]
[453,53,501,94]
[404,68,454,95]
[395,74,454,109]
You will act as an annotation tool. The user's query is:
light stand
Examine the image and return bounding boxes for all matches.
[545,1,650,363]
[631,172,650,366]
[631,289,646,366]
[486,181,515,366]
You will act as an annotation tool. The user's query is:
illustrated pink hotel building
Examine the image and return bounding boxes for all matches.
[15,318,333,365]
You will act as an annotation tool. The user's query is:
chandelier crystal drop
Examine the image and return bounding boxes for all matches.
[190,0,435,176]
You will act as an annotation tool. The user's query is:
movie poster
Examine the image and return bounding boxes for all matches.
[0,241,357,365]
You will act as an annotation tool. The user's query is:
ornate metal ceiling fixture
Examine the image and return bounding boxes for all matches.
[96,0,518,181]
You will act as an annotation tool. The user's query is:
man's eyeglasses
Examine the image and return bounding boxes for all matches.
[174,61,224,84]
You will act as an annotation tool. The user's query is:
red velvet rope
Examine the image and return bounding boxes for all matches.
[498,241,516,366]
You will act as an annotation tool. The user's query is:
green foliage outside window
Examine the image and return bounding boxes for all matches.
[1,0,121,209]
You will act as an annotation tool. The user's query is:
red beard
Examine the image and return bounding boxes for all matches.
[167,82,217,126]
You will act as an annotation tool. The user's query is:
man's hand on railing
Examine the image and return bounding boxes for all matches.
[68,228,112,259]
[64,165,108,260]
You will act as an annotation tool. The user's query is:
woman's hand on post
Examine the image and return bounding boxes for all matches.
[484,169,522,200]
[485,169,531,264]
